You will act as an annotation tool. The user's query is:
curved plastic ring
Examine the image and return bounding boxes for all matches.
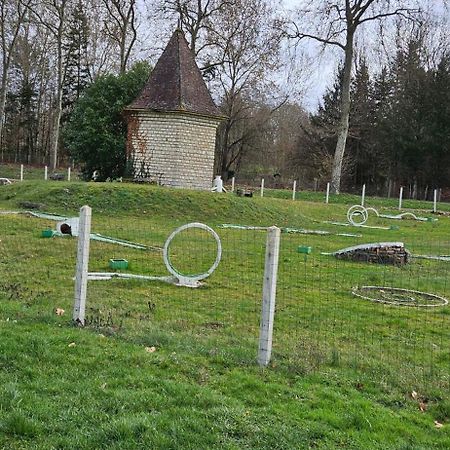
[347,205,368,226]
[163,223,222,282]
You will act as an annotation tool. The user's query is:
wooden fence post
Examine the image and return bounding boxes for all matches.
[258,226,281,367]
[73,205,92,326]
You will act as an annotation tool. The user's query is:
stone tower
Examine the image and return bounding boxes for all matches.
[125,30,224,190]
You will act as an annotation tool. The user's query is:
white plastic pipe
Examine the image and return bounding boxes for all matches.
[231,176,235,192]
[325,182,330,204]
[44,166,48,180]
[399,186,403,210]
[433,189,437,213]
[260,178,264,197]
[20,164,24,181]
[68,167,71,182]
[292,180,296,200]
[361,184,366,207]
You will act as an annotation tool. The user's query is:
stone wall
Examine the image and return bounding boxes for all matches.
[127,111,220,190]
[334,242,410,265]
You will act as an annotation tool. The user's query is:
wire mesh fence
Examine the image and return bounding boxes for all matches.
[0,204,449,393]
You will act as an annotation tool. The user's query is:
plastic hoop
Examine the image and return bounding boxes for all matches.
[347,205,368,226]
[163,222,222,283]
[352,286,448,308]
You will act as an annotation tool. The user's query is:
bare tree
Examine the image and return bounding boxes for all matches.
[30,0,70,169]
[0,0,32,155]
[210,0,282,178]
[286,0,421,193]
[160,0,226,56]
[101,0,137,74]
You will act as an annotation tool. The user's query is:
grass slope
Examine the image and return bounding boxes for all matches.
[0,181,449,449]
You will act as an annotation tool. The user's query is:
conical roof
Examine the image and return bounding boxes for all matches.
[126,30,222,118]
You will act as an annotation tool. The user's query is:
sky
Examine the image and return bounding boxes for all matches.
[281,0,450,111]
[137,0,450,112]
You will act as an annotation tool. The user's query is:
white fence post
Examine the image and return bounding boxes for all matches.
[20,164,24,181]
[44,166,48,180]
[258,226,281,367]
[260,178,264,197]
[73,205,92,326]
[325,182,330,204]
[68,167,71,181]
[433,189,438,213]
[292,180,296,200]
[361,184,366,207]
[399,186,403,210]
[231,176,235,192]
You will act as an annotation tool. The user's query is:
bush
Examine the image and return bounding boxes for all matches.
[63,62,151,181]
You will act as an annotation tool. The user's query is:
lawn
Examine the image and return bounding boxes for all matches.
[0,180,449,449]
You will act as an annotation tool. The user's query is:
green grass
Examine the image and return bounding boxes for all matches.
[0,180,449,449]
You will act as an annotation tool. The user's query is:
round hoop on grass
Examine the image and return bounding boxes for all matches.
[163,222,222,287]
[88,222,222,288]
[352,286,448,307]
[347,205,369,226]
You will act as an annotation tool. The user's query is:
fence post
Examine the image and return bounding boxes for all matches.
[20,164,24,181]
[292,180,296,200]
[433,189,438,213]
[68,167,71,182]
[260,178,264,197]
[73,205,92,326]
[325,182,330,204]
[399,186,403,210]
[361,184,366,207]
[231,176,235,192]
[44,166,48,180]
[258,226,281,367]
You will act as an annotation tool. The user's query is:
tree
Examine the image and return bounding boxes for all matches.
[101,0,137,74]
[63,61,150,180]
[30,0,70,169]
[209,0,282,179]
[160,0,223,57]
[0,0,32,154]
[286,0,421,193]
[62,0,91,122]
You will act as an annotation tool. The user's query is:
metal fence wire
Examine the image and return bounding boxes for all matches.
[0,206,449,393]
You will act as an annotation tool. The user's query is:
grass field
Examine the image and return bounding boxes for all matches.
[0,180,449,449]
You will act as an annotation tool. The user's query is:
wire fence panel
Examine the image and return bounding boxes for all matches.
[0,212,78,322]
[276,224,450,392]
[0,205,448,395]
[83,214,266,365]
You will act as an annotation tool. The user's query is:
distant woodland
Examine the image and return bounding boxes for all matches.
[1,0,449,195]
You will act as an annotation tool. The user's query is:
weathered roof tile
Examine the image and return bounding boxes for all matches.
[126,29,222,118]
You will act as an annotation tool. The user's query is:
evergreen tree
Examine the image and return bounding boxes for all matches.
[348,56,377,188]
[62,0,91,123]
[385,38,428,194]
[423,53,450,189]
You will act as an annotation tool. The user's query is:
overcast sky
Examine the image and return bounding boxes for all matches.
[138,0,450,112]
[282,0,450,110]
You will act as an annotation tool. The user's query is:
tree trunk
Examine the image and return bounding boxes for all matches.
[51,43,64,169]
[0,72,7,155]
[330,29,354,194]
